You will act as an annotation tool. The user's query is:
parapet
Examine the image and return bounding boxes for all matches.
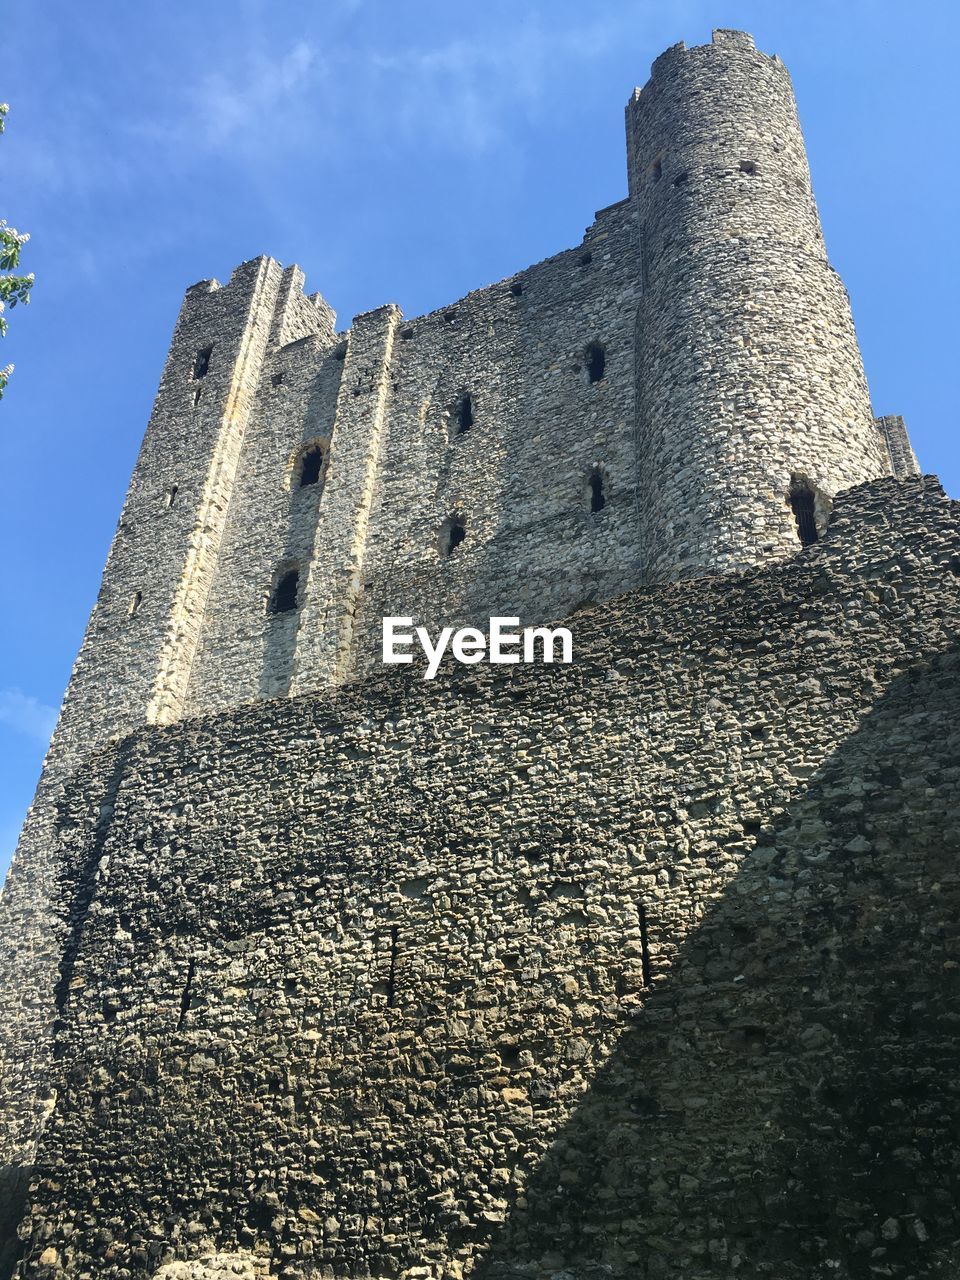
[184,277,221,298]
[269,263,336,348]
[711,28,756,50]
[647,28,773,86]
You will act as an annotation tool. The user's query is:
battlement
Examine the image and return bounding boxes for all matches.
[644,28,776,88]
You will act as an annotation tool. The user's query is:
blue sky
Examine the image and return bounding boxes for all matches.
[1,0,958,876]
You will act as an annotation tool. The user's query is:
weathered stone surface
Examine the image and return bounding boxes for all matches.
[5,476,960,1279]
[0,26,947,1280]
[152,1257,262,1280]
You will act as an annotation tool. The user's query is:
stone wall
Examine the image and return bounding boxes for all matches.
[346,199,642,681]
[181,197,643,712]
[0,28,932,1275]
[7,477,959,1280]
[0,257,332,1175]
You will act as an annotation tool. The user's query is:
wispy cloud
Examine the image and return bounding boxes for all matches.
[17,8,646,208]
[6,86,145,199]
[141,14,634,166]
[0,689,57,745]
[190,39,322,148]
[368,17,627,151]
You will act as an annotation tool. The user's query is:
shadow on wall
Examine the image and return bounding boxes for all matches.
[0,1166,29,1280]
[0,739,137,1280]
[474,648,960,1280]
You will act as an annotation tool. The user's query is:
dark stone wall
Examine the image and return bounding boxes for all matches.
[7,477,959,1280]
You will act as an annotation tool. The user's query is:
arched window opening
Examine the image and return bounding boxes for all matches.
[789,481,819,546]
[269,568,300,614]
[298,445,326,489]
[193,346,212,379]
[588,468,606,513]
[585,341,605,385]
[440,517,466,558]
[452,392,474,436]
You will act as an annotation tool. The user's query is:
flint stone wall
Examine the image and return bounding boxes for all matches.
[9,477,960,1280]
[0,31,923,1189]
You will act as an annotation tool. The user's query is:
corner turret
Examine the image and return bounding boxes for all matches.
[627,29,891,578]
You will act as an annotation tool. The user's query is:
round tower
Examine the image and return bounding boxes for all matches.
[627,29,890,579]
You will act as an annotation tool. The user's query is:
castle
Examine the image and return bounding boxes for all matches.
[1,29,957,1280]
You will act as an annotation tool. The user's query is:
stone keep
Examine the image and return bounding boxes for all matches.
[2,30,956,1280]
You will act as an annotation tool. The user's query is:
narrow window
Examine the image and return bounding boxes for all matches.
[789,481,818,546]
[638,902,652,987]
[271,372,285,388]
[298,445,325,489]
[585,341,605,384]
[192,385,203,409]
[386,925,399,1009]
[739,160,757,176]
[193,346,213,379]
[177,958,196,1030]
[269,568,300,614]
[650,157,662,183]
[588,468,606,513]
[510,281,523,297]
[452,392,474,436]
[128,591,142,615]
[441,517,466,557]
[164,485,178,508]
[579,251,593,266]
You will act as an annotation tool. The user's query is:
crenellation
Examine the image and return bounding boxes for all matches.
[267,264,335,351]
[183,276,221,298]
